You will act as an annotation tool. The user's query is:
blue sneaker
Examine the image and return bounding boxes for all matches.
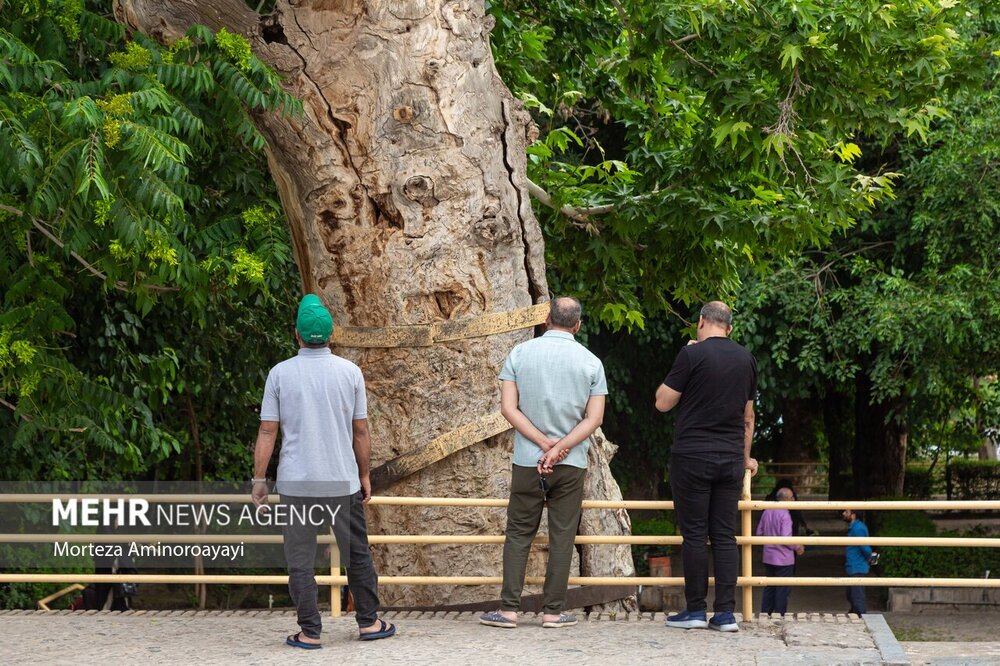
[709,611,739,632]
[665,609,708,629]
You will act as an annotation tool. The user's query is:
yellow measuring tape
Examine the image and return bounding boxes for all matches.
[331,302,550,348]
[337,301,550,487]
[370,412,513,491]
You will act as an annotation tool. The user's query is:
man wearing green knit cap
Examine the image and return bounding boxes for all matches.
[252,293,396,648]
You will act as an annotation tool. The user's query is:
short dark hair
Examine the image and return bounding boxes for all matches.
[549,296,582,328]
[700,301,733,326]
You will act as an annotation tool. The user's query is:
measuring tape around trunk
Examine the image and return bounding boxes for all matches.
[331,302,549,348]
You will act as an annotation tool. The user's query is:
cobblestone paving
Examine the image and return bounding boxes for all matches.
[0,610,890,665]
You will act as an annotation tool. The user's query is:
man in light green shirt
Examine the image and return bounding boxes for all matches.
[480,296,608,630]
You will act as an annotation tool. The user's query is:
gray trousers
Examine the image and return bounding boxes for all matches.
[501,464,586,614]
[281,491,379,638]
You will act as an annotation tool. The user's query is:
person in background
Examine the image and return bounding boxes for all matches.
[756,487,804,617]
[765,479,816,536]
[842,508,877,617]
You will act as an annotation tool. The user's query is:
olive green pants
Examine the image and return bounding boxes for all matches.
[500,463,586,614]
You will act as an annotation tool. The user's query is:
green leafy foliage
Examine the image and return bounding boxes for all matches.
[903,463,944,499]
[0,1,301,482]
[734,59,1000,494]
[488,0,996,328]
[486,1,1000,497]
[586,315,685,493]
[876,511,1000,578]
[870,508,937,539]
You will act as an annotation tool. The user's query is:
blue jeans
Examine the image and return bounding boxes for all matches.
[846,573,867,616]
[761,563,794,615]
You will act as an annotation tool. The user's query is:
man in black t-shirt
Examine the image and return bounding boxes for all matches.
[654,301,758,632]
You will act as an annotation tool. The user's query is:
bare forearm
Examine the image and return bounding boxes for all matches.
[501,406,553,449]
[654,384,681,412]
[353,430,371,477]
[253,422,278,478]
[743,416,755,460]
[552,415,602,453]
[550,395,605,455]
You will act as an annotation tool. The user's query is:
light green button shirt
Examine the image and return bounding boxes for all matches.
[498,330,608,469]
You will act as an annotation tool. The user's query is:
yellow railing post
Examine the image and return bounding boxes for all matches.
[36,583,85,611]
[741,469,753,621]
[330,529,341,618]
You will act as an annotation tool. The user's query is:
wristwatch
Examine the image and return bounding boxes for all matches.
[251,477,269,485]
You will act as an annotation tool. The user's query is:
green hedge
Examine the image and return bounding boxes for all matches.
[870,509,936,538]
[904,463,944,499]
[948,459,1000,500]
[881,531,1000,578]
[876,509,1000,578]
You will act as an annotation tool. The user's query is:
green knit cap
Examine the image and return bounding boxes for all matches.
[296,294,333,344]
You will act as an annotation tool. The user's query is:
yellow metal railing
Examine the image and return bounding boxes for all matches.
[3,471,1000,618]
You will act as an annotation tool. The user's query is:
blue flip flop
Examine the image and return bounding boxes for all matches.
[286,632,322,649]
[359,618,397,641]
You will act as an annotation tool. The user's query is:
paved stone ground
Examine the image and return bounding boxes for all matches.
[0,610,894,665]
[902,642,1000,666]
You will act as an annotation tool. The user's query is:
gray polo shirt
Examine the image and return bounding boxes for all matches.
[498,330,608,469]
[260,347,367,496]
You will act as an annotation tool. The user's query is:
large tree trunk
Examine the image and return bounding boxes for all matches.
[854,373,908,498]
[823,389,854,499]
[774,396,822,495]
[114,0,633,606]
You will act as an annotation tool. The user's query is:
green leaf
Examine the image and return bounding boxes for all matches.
[76,132,110,200]
[519,91,553,116]
[835,141,863,164]
[779,43,802,70]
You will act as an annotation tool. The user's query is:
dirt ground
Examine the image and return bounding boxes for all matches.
[885,609,1000,642]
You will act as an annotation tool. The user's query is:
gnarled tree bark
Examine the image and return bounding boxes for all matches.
[114,0,633,606]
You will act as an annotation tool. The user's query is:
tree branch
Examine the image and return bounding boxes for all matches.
[526,180,678,233]
[526,180,615,225]
[0,204,179,293]
[671,34,699,46]
[113,0,257,42]
[0,397,31,421]
[669,38,715,76]
[609,0,637,53]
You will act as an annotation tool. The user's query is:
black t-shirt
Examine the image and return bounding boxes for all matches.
[662,337,757,455]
